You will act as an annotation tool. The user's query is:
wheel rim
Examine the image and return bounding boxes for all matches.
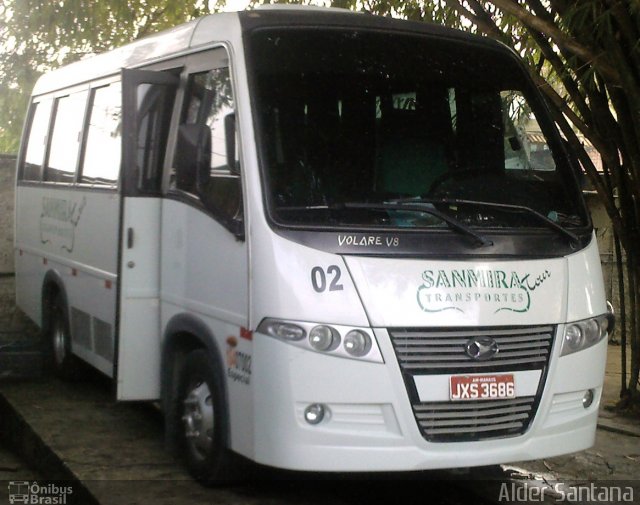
[52,316,67,366]
[182,379,214,461]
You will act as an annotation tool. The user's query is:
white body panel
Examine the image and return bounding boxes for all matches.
[250,232,370,327]
[15,186,119,376]
[160,200,248,327]
[345,255,566,327]
[566,236,607,321]
[160,198,250,451]
[117,197,162,399]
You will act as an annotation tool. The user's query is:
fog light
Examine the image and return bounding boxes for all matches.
[583,389,594,409]
[304,403,326,425]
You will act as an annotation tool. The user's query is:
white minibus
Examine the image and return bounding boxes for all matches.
[14,6,612,482]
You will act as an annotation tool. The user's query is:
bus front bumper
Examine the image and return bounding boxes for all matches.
[246,331,606,472]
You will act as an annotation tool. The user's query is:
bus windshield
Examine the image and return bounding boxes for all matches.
[248,28,586,231]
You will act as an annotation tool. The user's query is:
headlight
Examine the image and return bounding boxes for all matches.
[561,314,610,356]
[257,319,384,363]
[584,319,601,344]
[344,330,372,357]
[260,320,306,341]
[309,325,339,351]
[564,324,584,351]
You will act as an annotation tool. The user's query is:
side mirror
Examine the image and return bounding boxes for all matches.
[225,113,239,174]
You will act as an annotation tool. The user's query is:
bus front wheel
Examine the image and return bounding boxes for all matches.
[178,349,237,484]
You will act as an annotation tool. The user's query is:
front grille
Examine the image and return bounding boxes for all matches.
[413,397,535,441]
[390,325,554,374]
[389,325,555,442]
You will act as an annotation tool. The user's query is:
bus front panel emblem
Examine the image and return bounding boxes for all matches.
[465,336,499,361]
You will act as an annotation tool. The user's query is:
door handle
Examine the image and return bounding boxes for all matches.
[127,227,134,249]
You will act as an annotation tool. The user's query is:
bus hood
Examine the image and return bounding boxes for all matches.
[343,255,568,327]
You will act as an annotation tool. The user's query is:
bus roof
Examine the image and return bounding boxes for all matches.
[32,12,237,96]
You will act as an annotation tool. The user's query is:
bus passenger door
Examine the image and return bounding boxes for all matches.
[117,69,178,400]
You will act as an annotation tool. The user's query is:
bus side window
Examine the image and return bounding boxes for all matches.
[135,84,175,193]
[81,83,122,186]
[174,67,242,225]
[21,99,53,181]
[45,91,88,183]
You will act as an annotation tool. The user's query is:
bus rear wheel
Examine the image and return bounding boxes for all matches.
[47,294,78,380]
[178,349,237,484]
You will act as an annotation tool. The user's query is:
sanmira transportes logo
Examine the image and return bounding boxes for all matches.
[417,267,551,314]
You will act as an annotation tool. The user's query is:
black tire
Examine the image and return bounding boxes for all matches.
[177,349,238,484]
[46,293,78,380]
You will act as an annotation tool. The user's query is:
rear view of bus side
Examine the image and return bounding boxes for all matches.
[15,7,612,482]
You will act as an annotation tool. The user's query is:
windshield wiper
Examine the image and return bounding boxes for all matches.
[341,202,493,247]
[396,197,581,246]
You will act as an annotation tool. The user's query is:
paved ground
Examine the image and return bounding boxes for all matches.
[0,445,41,505]
[0,403,40,505]
[0,444,39,480]
[0,274,41,382]
[516,342,640,482]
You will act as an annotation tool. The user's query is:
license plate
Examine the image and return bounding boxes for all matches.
[450,374,515,401]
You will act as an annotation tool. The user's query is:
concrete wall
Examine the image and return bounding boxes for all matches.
[0,155,16,274]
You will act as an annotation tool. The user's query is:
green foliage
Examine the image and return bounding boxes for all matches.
[0,82,28,153]
[0,0,224,153]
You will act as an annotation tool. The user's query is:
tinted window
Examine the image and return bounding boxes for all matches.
[46,91,88,183]
[249,29,585,231]
[82,83,122,185]
[174,68,242,222]
[134,83,175,193]
[22,99,53,181]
